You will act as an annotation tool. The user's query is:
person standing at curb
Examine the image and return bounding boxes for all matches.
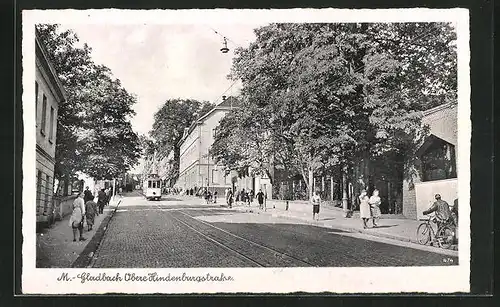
[359,189,371,229]
[256,189,265,210]
[213,190,218,203]
[369,189,382,228]
[311,190,321,221]
[69,192,86,242]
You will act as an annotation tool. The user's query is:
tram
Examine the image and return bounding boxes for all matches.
[143,174,162,201]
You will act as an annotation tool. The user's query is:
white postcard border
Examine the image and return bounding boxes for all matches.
[21,8,471,294]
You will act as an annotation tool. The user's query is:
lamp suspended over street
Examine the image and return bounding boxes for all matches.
[220,37,229,54]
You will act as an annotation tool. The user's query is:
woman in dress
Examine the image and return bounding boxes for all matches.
[69,192,86,242]
[368,189,382,228]
[359,189,371,229]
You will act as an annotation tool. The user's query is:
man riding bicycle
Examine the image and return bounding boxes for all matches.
[423,194,453,228]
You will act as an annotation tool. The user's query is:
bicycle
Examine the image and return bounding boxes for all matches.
[416,214,455,249]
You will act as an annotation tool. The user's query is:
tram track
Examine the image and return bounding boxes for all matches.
[169,210,316,267]
[181,209,386,267]
[166,211,265,267]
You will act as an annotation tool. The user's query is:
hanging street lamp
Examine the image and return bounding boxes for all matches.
[220,37,229,54]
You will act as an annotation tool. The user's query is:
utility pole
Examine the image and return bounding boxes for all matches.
[112,178,116,202]
[207,149,210,194]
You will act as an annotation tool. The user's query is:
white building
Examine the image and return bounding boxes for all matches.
[177,96,238,195]
[35,29,66,225]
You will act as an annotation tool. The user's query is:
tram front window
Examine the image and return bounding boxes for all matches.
[148,181,152,188]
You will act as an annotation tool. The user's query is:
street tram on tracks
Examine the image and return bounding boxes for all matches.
[143,174,162,201]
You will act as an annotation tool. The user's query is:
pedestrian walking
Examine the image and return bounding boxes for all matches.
[256,189,265,210]
[359,189,371,229]
[207,190,212,204]
[69,192,86,242]
[240,189,246,206]
[83,186,94,203]
[225,188,229,206]
[249,189,254,204]
[97,188,106,215]
[214,190,218,203]
[228,190,234,208]
[105,188,111,206]
[311,190,321,221]
[246,190,251,206]
[368,189,382,227]
[85,199,97,231]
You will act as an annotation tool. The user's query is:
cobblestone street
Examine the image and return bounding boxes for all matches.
[91,194,458,268]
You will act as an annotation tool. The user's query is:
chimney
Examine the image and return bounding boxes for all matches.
[222,95,227,101]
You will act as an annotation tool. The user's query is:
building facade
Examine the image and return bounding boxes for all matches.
[403,103,458,219]
[35,30,66,225]
[177,97,238,195]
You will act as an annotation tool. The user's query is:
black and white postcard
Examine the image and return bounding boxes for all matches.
[22,8,470,294]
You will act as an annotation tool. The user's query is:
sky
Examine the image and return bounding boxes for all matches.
[60,23,267,136]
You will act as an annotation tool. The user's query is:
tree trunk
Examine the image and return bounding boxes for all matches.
[308,168,314,199]
[330,177,334,201]
[342,164,348,215]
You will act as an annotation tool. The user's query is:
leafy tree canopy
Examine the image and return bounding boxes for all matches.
[214,22,456,195]
[36,24,141,181]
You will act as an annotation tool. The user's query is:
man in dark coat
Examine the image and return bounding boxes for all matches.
[423,194,452,228]
[97,188,106,215]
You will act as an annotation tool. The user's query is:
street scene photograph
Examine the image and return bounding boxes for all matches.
[25,10,467,282]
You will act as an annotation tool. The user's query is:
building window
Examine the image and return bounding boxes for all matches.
[212,169,219,184]
[49,106,55,142]
[35,81,39,121]
[224,174,231,185]
[421,139,457,182]
[41,94,47,135]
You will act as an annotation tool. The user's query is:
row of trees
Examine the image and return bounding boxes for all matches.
[210,22,457,200]
[36,24,142,190]
[143,99,214,183]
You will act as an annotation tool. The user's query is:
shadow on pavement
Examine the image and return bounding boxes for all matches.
[373,225,398,229]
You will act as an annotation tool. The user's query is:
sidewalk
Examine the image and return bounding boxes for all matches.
[231,199,457,251]
[36,196,122,268]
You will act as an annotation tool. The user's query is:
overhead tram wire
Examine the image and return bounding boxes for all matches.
[206,25,242,49]
[210,24,442,113]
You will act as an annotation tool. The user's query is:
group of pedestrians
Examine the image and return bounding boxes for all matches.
[224,188,266,210]
[358,189,382,228]
[309,188,381,227]
[202,189,218,204]
[68,186,113,243]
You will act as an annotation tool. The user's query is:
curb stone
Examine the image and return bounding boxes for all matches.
[71,200,122,268]
[235,206,458,254]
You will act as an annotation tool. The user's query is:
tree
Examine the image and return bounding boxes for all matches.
[214,22,456,200]
[36,24,141,183]
[149,99,214,183]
